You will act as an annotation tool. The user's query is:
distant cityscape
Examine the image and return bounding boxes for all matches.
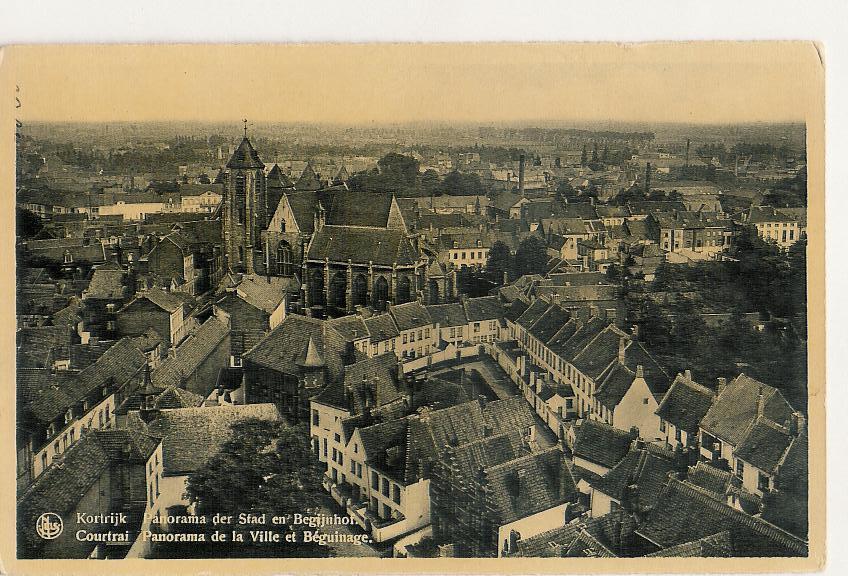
[16,119,808,559]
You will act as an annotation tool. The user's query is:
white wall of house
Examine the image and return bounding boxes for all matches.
[610,375,662,440]
[33,394,117,479]
[496,502,569,557]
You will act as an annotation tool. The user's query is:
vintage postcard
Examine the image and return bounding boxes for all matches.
[0,42,825,574]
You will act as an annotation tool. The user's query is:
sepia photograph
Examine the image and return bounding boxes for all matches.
[2,41,825,573]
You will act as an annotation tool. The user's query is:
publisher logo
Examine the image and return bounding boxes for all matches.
[35,513,63,540]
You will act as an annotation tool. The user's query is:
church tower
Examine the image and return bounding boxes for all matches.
[222,122,267,274]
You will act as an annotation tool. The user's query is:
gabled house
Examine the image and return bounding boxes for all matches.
[655,371,716,449]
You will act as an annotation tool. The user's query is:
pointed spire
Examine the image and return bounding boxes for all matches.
[296,335,326,368]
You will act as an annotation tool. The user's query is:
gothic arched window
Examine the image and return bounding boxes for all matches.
[234,173,246,225]
[277,242,293,276]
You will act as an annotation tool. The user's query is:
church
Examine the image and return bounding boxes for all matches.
[220,132,446,317]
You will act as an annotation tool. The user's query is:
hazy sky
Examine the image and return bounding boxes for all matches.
[9,43,822,124]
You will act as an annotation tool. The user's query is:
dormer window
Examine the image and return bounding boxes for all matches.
[46,424,55,438]
[64,409,73,424]
[453,241,458,249]
[476,239,482,247]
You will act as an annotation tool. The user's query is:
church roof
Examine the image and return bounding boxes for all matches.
[295,163,323,191]
[226,137,265,170]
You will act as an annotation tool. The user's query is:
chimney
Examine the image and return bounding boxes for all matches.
[631,325,639,340]
[756,385,765,419]
[397,360,405,381]
[717,377,727,395]
[518,154,526,197]
[685,138,690,167]
[618,337,626,364]
[635,364,644,379]
[684,369,692,381]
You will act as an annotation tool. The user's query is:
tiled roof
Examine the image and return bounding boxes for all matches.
[17,326,71,369]
[364,313,400,343]
[84,264,127,300]
[563,529,617,558]
[17,434,111,557]
[511,522,583,557]
[761,430,808,539]
[645,531,734,557]
[135,403,282,475]
[357,417,410,483]
[700,374,794,447]
[226,137,265,169]
[154,386,206,409]
[481,395,536,434]
[152,318,229,388]
[570,324,626,378]
[447,430,529,480]
[325,315,370,342]
[294,163,322,191]
[426,303,467,328]
[243,314,343,381]
[636,478,807,556]
[307,225,419,267]
[137,289,184,313]
[593,362,637,411]
[485,447,579,525]
[746,205,796,224]
[515,298,551,329]
[342,353,405,415]
[390,301,432,332]
[235,274,294,313]
[655,373,715,432]
[592,445,677,510]
[572,419,633,469]
[734,417,794,474]
[463,296,505,323]
[687,461,735,500]
[94,427,161,462]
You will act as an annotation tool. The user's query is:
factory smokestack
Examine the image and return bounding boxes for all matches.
[518,154,526,197]
[685,139,690,167]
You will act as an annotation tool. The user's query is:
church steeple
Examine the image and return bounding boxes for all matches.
[222,123,267,274]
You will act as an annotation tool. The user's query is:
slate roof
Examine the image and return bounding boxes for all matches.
[636,478,807,556]
[572,419,633,469]
[363,313,400,342]
[295,163,322,191]
[307,225,419,266]
[463,295,505,323]
[761,430,808,539]
[700,374,794,447]
[243,314,344,381]
[152,318,229,388]
[485,447,579,525]
[390,301,432,332]
[733,417,794,474]
[134,403,282,475]
[426,303,468,328]
[226,137,265,170]
[154,386,206,409]
[592,445,677,510]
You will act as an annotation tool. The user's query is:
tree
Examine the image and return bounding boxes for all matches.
[485,241,513,284]
[173,420,331,558]
[591,143,599,164]
[437,171,485,196]
[514,236,549,277]
[580,144,588,167]
[17,208,43,239]
[421,169,441,197]
[378,153,420,187]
